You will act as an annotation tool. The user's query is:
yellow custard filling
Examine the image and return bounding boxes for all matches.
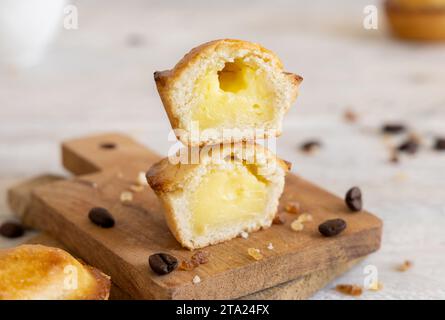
[190,164,268,236]
[191,59,276,130]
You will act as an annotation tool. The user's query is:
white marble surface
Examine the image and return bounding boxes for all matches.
[1,0,445,299]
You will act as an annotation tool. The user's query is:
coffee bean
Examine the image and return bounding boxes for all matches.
[433,137,445,151]
[345,187,363,212]
[300,140,322,153]
[88,207,115,228]
[0,222,25,238]
[319,219,347,237]
[149,253,178,275]
[398,139,419,154]
[381,123,406,134]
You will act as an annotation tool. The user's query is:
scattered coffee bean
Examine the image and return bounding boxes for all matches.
[381,123,406,134]
[397,139,419,154]
[319,219,347,237]
[345,187,363,212]
[100,142,116,149]
[149,253,178,275]
[88,207,115,228]
[0,222,25,238]
[300,140,322,153]
[433,137,445,151]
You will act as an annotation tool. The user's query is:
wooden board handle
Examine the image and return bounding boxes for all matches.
[62,133,160,175]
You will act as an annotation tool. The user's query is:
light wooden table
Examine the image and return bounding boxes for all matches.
[1,0,444,299]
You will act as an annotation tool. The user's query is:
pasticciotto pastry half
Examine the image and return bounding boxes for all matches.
[0,245,111,300]
[154,39,303,146]
[146,143,289,250]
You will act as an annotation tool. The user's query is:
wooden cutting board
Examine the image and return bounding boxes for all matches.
[9,175,363,300]
[21,232,362,300]
[7,133,382,299]
[8,174,363,300]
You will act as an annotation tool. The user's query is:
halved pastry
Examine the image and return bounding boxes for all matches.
[146,143,289,250]
[0,245,110,300]
[154,39,303,146]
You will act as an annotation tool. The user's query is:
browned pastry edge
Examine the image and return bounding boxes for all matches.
[385,0,445,41]
[84,265,111,300]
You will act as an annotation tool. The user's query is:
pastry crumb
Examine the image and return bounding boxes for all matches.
[179,259,197,271]
[192,275,201,284]
[298,212,313,223]
[290,220,304,232]
[120,191,133,202]
[137,171,148,186]
[129,184,144,193]
[397,260,412,272]
[343,109,358,123]
[180,251,209,271]
[335,284,363,296]
[285,201,301,214]
[393,172,408,182]
[267,243,274,250]
[191,251,209,265]
[247,248,263,261]
[389,149,399,164]
[273,214,286,225]
[368,281,383,291]
[240,231,249,239]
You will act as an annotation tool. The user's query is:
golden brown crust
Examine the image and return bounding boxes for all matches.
[84,265,111,300]
[284,72,303,113]
[169,39,284,77]
[146,156,199,194]
[154,70,180,130]
[146,143,289,196]
[386,0,445,41]
[0,245,110,300]
[153,39,302,146]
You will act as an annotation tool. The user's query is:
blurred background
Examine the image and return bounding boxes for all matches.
[0,0,444,299]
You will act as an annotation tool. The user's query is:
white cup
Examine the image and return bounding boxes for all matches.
[0,0,67,68]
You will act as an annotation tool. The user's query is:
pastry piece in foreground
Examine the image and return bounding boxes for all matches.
[154,39,302,146]
[146,143,289,250]
[0,245,110,300]
[386,0,445,41]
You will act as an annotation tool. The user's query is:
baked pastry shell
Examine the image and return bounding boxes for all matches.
[385,0,445,41]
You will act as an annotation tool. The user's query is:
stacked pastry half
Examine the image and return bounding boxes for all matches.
[148,39,302,250]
